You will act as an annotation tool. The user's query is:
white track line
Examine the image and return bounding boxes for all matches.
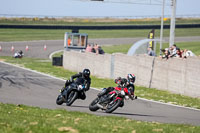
[49,50,64,60]
[1,61,200,112]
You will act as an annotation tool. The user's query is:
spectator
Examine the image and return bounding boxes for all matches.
[92,44,105,55]
[85,44,92,52]
[97,46,105,55]
[147,47,156,56]
[94,44,99,53]
[169,46,173,55]
[160,48,170,60]
[68,37,71,46]
[91,44,96,53]
[169,44,178,58]
[174,48,182,58]
[182,49,195,58]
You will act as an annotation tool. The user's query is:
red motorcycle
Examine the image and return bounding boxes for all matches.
[89,86,136,113]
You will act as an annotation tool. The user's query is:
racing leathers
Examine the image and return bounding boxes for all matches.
[65,72,91,100]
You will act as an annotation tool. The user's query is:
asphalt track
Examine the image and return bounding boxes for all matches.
[0,61,200,126]
[0,37,200,126]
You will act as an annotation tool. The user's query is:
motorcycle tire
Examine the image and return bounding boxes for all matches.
[105,99,122,113]
[66,90,78,106]
[56,95,64,105]
[89,97,100,111]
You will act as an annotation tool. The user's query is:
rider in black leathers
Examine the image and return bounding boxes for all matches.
[64,69,91,100]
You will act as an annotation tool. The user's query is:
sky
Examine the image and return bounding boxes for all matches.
[0,0,200,18]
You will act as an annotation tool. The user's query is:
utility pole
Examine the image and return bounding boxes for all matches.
[160,0,165,55]
[169,0,177,47]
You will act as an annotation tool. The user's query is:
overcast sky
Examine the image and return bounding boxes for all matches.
[0,0,200,18]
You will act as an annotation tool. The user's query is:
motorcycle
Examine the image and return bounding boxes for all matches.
[56,77,86,106]
[89,87,135,113]
[13,50,24,58]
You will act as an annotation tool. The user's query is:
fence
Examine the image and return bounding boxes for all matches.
[63,50,200,98]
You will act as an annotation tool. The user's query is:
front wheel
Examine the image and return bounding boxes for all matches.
[89,97,100,111]
[56,95,64,105]
[105,99,122,113]
[66,90,78,106]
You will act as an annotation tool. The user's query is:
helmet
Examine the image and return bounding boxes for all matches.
[83,69,90,78]
[115,77,127,87]
[127,74,135,83]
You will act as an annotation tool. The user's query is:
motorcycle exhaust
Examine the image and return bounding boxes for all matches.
[96,103,105,110]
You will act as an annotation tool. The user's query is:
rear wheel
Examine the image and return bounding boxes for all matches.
[89,97,100,111]
[56,95,64,105]
[66,90,78,106]
[105,99,122,113]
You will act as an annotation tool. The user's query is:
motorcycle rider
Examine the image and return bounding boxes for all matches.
[97,77,123,97]
[126,74,137,100]
[64,69,91,100]
[98,74,136,98]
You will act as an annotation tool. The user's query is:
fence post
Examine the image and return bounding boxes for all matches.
[149,57,156,88]
[110,54,115,79]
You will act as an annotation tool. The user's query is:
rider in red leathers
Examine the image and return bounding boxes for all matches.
[97,75,136,108]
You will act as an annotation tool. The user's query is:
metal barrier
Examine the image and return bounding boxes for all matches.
[0,24,200,30]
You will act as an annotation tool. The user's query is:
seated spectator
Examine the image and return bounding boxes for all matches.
[169,46,173,55]
[92,44,105,55]
[85,44,92,52]
[169,44,178,58]
[182,49,195,58]
[147,47,156,56]
[94,44,99,53]
[160,48,170,60]
[97,46,105,55]
[91,44,96,53]
[174,48,182,58]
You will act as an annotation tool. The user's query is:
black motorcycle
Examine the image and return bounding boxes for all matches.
[56,77,86,106]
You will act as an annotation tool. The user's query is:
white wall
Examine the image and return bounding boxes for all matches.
[63,51,200,98]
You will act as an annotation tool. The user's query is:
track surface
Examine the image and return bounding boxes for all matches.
[0,37,200,126]
[0,62,200,126]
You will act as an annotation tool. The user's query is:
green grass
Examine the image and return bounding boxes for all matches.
[0,103,199,133]
[52,51,63,58]
[102,42,200,56]
[102,44,133,54]
[0,56,200,109]
[0,28,200,42]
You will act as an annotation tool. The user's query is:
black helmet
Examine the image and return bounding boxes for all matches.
[127,74,135,83]
[83,69,90,78]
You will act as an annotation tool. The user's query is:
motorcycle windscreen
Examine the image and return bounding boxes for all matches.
[75,77,85,85]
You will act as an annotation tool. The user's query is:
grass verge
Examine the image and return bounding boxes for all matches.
[0,28,200,41]
[102,42,200,56]
[0,56,200,109]
[1,103,199,133]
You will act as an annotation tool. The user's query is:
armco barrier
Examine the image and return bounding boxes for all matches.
[1,24,200,29]
[63,51,200,98]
